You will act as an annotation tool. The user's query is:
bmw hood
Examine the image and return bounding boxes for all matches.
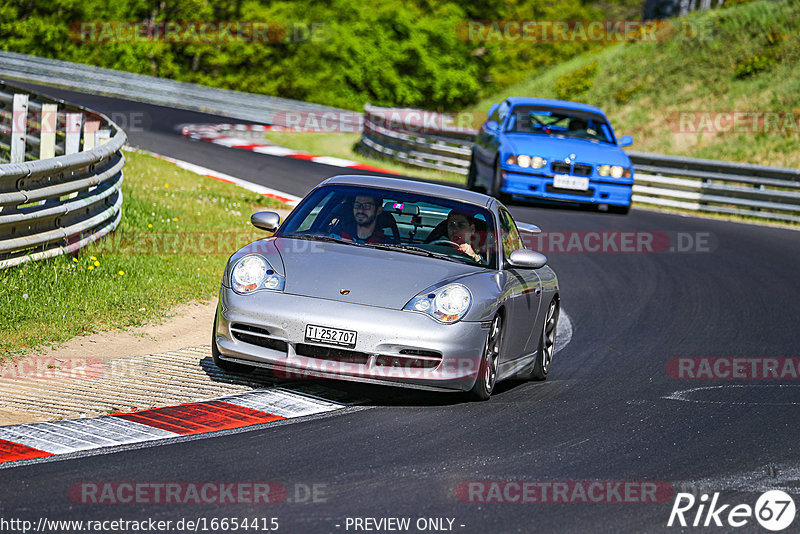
[503,133,631,166]
[275,238,480,309]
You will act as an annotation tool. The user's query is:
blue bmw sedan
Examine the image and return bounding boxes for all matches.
[468,97,634,214]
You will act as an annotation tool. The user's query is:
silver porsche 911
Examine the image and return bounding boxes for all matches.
[213,175,559,400]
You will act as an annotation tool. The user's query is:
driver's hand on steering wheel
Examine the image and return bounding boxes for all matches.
[458,243,481,263]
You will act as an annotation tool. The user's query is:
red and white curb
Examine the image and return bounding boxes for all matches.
[180,123,398,175]
[124,147,301,206]
[0,389,343,465]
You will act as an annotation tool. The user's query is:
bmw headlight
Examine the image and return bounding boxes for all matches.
[598,164,630,178]
[230,255,285,294]
[404,283,472,323]
[530,156,547,169]
[507,155,547,169]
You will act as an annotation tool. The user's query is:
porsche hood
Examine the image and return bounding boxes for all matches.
[274,238,480,309]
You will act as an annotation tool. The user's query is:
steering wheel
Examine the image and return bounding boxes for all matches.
[429,237,461,249]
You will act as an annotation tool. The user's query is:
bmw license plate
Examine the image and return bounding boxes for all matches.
[304,324,357,349]
[553,174,589,191]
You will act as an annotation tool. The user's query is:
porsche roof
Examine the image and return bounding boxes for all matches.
[320,175,494,207]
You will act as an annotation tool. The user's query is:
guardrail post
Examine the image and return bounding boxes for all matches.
[39,103,58,160]
[10,94,28,163]
[65,113,82,155]
[83,120,99,151]
[97,129,111,146]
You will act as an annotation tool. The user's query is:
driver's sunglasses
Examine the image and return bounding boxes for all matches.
[353,202,375,211]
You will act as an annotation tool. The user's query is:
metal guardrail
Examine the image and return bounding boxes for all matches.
[359,105,800,224]
[0,80,126,269]
[0,50,347,127]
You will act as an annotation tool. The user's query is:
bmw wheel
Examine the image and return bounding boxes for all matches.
[530,299,559,380]
[609,204,630,215]
[466,152,479,192]
[468,314,503,401]
[492,160,512,204]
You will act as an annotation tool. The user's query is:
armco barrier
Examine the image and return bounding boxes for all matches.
[0,50,345,126]
[359,104,800,224]
[0,80,126,268]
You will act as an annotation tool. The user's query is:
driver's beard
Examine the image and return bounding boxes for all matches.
[356,213,376,228]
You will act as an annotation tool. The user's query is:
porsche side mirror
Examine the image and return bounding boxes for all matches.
[251,211,281,232]
[507,249,547,269]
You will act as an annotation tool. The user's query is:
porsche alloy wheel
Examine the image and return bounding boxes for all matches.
[469,314,503,401]
[531,299,559,380]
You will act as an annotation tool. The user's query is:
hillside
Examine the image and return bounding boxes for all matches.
[472,0,800,166]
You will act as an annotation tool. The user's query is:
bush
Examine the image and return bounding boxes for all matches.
[734,52,777,78]
[554,62,598,101]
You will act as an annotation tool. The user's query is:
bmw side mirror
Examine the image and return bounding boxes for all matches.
[484,120,499,133]
[251,211,281,232]
[507,249,547,269]
[487,103,499,119]
[618,135,633,147]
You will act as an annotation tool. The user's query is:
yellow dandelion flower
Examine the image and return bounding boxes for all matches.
[173,217,179,222]
[90,256,97,261]
[88,266,94,271]
[93,261,100,267]
[72,258,78,263]
[164,183,169,188]
[148,223,153,228]
[118,271,125,276]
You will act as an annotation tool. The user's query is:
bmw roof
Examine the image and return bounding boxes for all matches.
[502,97,607,117]
[319,175,493,207]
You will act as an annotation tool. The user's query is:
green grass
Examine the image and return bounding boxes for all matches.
[0,151,287,358]
[471,0,800,168]
[263,131,466,185]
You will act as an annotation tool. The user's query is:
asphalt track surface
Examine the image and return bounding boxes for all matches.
[3,83,800,533]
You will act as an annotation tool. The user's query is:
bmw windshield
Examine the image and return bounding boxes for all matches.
[506,105,615,144]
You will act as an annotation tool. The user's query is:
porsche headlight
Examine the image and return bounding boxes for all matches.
[231,255,285,294]
[404,283,472,323]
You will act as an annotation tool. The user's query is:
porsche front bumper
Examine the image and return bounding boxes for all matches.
[215,288,490,392]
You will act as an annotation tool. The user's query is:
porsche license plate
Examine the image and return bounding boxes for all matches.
[553,174,589,191]
[304,325,357,348]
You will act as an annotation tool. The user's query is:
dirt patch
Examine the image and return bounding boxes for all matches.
[0,299,219,426]
[28,299,217,363]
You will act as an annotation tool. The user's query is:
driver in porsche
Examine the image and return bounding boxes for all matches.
[446,210,485,264]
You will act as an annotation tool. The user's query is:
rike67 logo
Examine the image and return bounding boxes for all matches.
[668,491,796,531]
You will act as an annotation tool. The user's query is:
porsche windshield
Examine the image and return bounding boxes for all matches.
[506,105,614,144]
[276,185,498,268]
